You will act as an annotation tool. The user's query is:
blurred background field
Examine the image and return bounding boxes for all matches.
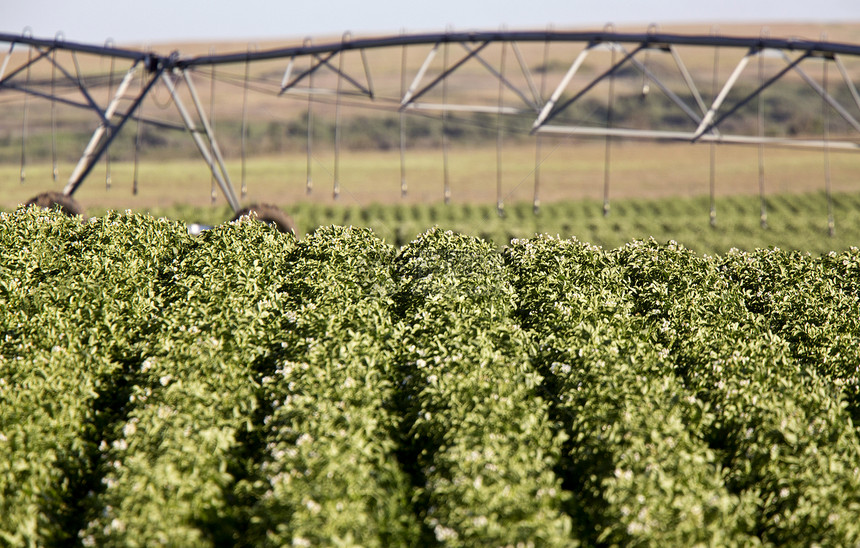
[100,189,859,255]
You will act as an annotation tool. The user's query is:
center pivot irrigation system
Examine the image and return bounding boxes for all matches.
[2,27,860,231]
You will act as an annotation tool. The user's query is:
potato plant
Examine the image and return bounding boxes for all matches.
[1,209,860,546]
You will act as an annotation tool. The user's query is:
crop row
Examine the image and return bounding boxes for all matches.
[506,236,860,545]
[506,236,751,545]
[1,208,860,545]
[392,228,571,545]
[128,190,860,256]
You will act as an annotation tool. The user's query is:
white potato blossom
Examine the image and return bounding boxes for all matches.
[123,419,138,437]
[433,523,459,542]
[614,468,633,481]
[549,362,572,376]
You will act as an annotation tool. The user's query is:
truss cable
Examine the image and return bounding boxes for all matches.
[240,44,254,199]
[399,32,408,198]
[150,73,174,109]
[133,58,145,196]
[333,33,349,200]
[51,33,62,182]
[496,37,507,217]
[442,37,451,204]
[640,53,650,97]
[603,24,617,217]
[641,24,658,97]
[305,37,314,195]
[822,34,835,237]
[710,27,720,227]
[511,40,541,109]
[534,27,551,214]
[105,38,115,190]
[50,49,57,182]
[20,31,32,185]
[209,48,218,203]
[757,29,768,229]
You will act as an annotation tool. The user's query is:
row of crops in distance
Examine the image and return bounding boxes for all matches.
[106,189,860,255]
[1,207,860,545]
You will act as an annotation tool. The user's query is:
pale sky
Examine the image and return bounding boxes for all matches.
[3,0,859,46]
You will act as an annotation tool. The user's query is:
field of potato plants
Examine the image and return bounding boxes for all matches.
[2,206,860,546]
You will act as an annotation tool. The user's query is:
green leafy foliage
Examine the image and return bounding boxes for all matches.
[392,228,573,546]
[249,226,419,546]
[505,236,756,546]
[2,209,860,546]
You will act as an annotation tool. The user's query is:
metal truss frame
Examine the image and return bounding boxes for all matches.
[2,29,860,209]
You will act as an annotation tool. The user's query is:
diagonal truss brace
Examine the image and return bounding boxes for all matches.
[532,45,592,130]
[398,39,542,114]
[64,64,243,212]
[691,48,807,141]
[1,44,116,127]
[532,41,715,134]
[400,40,492,110]
[279,49,374,98]
[456,41,541,111]
[691,47,860,142]
[63,61,159,196]
[624,45,705,125]
[0,44,51,85]
[835,55,860,112]
[533,42,646,130]
[789,51,860,134]
[162,69,241,211]
[532,41,860,150]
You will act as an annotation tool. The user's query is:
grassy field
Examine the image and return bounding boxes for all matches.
[4,140,859,208]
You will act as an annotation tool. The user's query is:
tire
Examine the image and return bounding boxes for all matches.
[231,203,296,235]
[24,191,86,218]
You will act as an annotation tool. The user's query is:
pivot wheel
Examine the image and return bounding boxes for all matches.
[231,203,296,235]
[24,191,86,217]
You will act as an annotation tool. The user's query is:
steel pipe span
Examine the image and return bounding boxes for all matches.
[181,30,860,67]
[3,29,860,69]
